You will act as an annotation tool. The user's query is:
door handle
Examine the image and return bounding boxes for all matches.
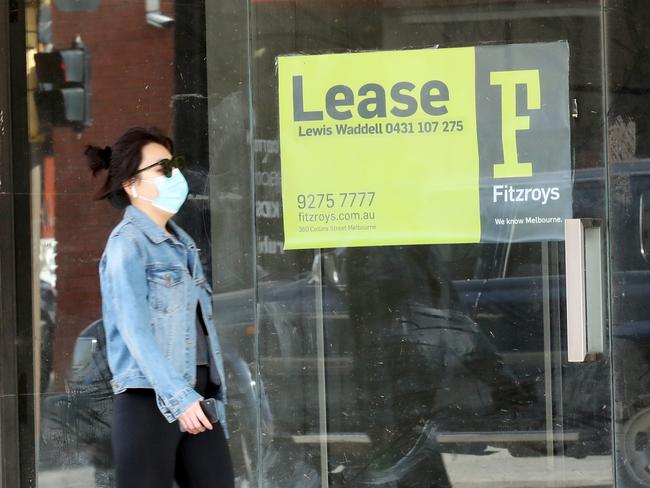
[564,218,605,362]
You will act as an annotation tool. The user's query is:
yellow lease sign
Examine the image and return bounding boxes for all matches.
[278,43,571,249]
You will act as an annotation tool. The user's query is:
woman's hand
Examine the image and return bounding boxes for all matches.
[178,400,213,434]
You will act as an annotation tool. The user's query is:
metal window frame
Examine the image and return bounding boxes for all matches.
[0,3,20,487]
[1,1,35,487]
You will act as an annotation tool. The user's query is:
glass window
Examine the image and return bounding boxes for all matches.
[13,0,650,486]
[243,1,612,487]
[23,1,250,486]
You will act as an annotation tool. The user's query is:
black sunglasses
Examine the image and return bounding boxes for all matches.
[134,155,186,177]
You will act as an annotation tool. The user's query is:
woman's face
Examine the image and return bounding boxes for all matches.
[124,142,173,208]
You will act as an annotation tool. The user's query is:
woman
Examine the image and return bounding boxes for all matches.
[86,127,234,488]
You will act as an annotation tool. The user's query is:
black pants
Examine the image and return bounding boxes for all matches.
[112,365,235,488]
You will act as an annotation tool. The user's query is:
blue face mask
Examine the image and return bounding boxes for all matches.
[131,168,189,214]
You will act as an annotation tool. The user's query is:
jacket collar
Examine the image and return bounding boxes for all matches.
[124,205,195,248]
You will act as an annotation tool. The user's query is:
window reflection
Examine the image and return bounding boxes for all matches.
[19,0,650,486]
[249,0,612,486]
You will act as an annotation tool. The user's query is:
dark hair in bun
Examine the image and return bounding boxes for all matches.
[85,145,112,174]
[85,127,174,208]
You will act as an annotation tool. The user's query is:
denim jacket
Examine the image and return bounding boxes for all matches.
[99,205,228,436]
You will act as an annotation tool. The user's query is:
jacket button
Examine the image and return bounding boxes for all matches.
[165,274,171,284]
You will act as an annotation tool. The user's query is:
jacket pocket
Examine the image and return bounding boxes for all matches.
[146,265,185,313]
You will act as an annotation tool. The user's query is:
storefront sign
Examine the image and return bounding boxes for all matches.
[277,42,571,249]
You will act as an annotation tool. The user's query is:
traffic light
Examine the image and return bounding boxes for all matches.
[34,40,92,131]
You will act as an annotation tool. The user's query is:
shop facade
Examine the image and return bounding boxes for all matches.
[1,0,650,486]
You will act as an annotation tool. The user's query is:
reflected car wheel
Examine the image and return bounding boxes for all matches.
[618,407,650,488]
